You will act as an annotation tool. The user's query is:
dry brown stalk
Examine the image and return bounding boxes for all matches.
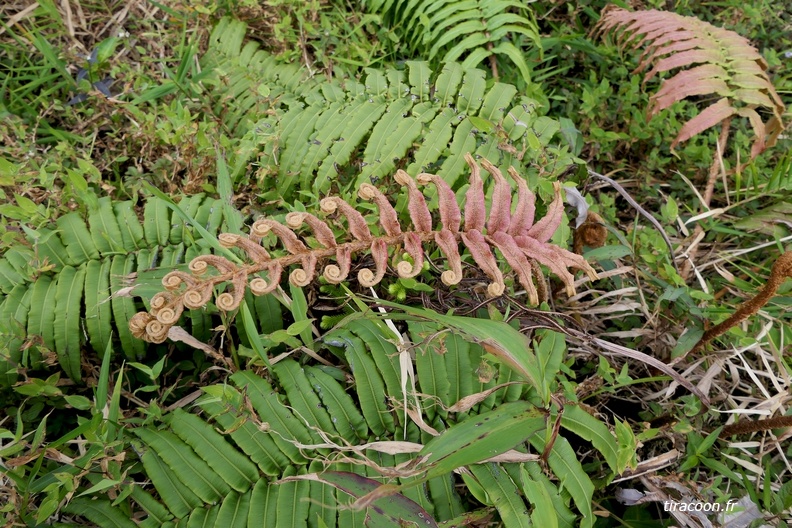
[129,155,599,343]
[720,414,792,438]
[688,251,792,357]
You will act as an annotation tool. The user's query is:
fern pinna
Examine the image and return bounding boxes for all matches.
[130,155,598,343]
[596,6,785,158]
[359,0,541,83]
[65,324,626,528]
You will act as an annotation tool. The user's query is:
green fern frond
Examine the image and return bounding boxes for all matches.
[362,0,540,84]
[200,19,571,200]
[71,318,626,527]
[0,194,281,385]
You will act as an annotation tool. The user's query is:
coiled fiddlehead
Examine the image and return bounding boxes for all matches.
[130,155,599,343]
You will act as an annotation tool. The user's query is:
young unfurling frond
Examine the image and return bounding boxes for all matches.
[130,156,599,343]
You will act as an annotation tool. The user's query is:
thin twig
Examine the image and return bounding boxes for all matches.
[565,328,711,409]
[587,169,680,275]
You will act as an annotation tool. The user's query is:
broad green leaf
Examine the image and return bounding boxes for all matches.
[215,490,250,528]
[615,419,638,473]
[232,371,313,463]
[468,464,531,528]
[529,435,595,528]
[561,405,620,475]
[248,479,278,527]
[583,244,632,262]
[521,462,577,528]
[534,329,565,399]
[419,401,545,480]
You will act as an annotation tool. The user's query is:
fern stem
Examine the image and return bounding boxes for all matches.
[683,251,792,359]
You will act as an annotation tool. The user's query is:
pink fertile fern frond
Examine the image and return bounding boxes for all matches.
[130,155,599,343]
[596,6,785,158]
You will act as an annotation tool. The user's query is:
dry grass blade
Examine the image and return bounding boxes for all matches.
[565,328,711,409]
[587,169,680,274]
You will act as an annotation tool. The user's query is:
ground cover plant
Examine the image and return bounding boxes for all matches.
[1,0,791,526]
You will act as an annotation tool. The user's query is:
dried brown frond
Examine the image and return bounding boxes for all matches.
[130,156,600,343]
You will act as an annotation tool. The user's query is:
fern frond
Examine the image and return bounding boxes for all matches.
[0,195,280,384]
[362,0,540,84]
[130,156,598,344]
[596,6,785,158]
[200,18,571,201]
[63,309,625,527]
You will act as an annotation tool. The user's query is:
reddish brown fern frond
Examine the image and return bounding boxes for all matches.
[129,155,599,343]
[596,6,785,158]
[686,251,792,358]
